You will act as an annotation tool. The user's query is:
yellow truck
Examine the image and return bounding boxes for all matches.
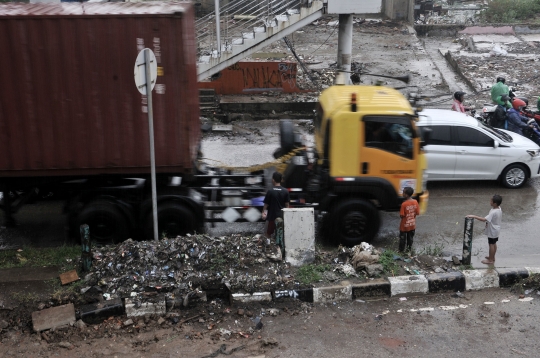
[280,85,429,245]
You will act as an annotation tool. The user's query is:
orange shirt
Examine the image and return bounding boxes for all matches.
[400,199,420,232]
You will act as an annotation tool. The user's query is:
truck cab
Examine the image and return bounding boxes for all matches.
[283,85,428,245]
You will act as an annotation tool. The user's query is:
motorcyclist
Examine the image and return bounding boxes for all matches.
[507,99,534,136]
[451,91,472,114]
[491,76,511,108]
[489,94,509,129]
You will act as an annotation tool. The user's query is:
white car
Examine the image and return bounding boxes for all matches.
[417,109,540,188]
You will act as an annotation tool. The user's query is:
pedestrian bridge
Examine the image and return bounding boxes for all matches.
[196,0,324,81]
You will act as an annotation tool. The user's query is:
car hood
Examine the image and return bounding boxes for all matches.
[499,130,540,148]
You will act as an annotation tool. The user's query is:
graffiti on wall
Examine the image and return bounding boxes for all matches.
[227,62,298,91]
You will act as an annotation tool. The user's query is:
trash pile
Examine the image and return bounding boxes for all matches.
[84,235,298,301]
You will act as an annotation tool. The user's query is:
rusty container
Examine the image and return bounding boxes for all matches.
[0,2,200,178]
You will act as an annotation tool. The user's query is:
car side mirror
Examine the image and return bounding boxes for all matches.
[493,140,499,148]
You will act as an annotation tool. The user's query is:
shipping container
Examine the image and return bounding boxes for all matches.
[0,2,200,178]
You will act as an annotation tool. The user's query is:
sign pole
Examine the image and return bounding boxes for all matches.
[144,48,159,241]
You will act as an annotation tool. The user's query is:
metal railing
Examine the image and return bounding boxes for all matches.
[196,0,306,60]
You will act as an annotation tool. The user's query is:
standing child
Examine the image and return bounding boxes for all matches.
[467,194,502,265]
[399,187,420,253]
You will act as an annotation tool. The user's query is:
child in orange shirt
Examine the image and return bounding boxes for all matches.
[399,186,420,253]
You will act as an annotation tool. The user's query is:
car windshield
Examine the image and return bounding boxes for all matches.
[477,120,513,143]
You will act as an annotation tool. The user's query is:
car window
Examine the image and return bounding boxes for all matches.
[456,126,493,147]
[424,126,452,145]
[364,118,413,159]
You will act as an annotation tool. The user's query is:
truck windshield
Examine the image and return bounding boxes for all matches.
[363,116,415,159]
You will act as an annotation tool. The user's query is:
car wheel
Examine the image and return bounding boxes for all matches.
[501,164,528,189]
[330,199,380,246]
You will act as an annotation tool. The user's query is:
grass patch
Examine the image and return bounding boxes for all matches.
[9,291,40,304]
[479,0,540,23]
[459,264,474,271]
[419,243,445,257]
[0,245,81,270]
[296,264,332,284]
[379,249,400,276]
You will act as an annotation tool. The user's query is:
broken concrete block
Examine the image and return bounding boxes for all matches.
[231,292,272,303]
[125,298,166,318]
[212,124,233,132]
[313,284,352,303]
[283,208,315,266]
[59,270,79,285]
[32,304,76,332]
[123,319,134,326]
[388,275,429,296]
[462,269,499,290]
[366,264,384,277]
[79,299,124,324]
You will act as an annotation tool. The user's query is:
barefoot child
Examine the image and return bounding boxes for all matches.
[399,187,420,253]
[467,194,502,265]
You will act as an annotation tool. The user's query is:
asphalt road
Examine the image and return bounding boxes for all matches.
[1,119,539,269]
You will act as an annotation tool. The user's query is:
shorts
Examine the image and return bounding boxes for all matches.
[488,237,498,245]
[266,220,276,236]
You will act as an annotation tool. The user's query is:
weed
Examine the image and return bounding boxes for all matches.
[479,0,540,23]
[0,245,81,270]
[511,273,540,294]
[419,242,445,257]
[10,291,40,304]
[296,264,332,285]
[379,249,400,276]
[459,264,474,271]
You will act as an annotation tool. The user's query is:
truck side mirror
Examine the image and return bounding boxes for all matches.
[421,127,432,148]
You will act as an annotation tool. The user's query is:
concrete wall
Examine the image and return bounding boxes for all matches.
[382,0,414,22]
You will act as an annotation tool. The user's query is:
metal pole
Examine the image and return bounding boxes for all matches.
[145,49,159,241]
[462,217,474,265]
[214,0,221,58]
[80,224,92,272]
[336,14,353,85]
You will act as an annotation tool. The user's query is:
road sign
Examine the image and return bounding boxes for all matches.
[134,48,157,95]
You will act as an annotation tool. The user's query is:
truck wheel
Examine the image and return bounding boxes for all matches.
[76,201,129,245]
[280,120,295,154]
[145,202,196,239]
[501,164,528,189]
[331,199,380,246]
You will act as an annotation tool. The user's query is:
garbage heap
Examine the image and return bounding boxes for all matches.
[84,235,296,301]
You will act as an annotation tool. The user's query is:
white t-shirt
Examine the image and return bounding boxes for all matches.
[484,207,502,238]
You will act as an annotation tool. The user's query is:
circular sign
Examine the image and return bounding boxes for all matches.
[134,48,158,95]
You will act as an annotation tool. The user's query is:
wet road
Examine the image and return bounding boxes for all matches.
[1,119,539,269]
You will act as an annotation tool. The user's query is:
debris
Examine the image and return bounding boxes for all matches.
[484,302,495,305]
[334,263,358,277]
[74,320,87,330]
[0,320,8,329]
[157,317,166,325]
[212,124,233,132]
[267,308,280,316]
[59,270,80,285]
[123,319,134,326]
[399,297,407,301]
[32,303,76,332]
[524,289,533,295]
[452,256,461,265]
[365,264,384,277]
[58,341,73,349]
[453,291,465,298]
[237,309,245,316]
[519,297,534,302]
[490,43,508,57]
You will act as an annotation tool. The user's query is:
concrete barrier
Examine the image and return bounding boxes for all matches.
[283,208,315,267]
[388,275,429,296]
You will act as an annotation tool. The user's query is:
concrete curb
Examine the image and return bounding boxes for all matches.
[84,267,539,322]
[242,267,540,304]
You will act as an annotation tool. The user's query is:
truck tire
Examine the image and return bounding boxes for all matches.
[331,199,380,246]
[145,202,196,240]
[76,200,129,245]
[280,120,295,154]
